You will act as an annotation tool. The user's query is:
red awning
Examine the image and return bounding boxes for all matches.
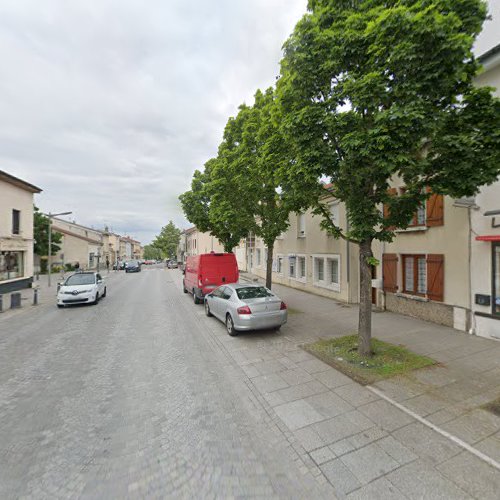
[475,235,500,241]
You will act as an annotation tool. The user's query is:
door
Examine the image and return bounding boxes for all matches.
[210,286,225,319]
[371,266,377,305]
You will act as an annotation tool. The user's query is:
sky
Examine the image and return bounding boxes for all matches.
[0,0,307,244]
[1,1,498,245]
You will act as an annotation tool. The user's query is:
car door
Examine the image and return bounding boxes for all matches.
[209,286,224,319]
[219,286,233,319]
[96,274,104,294]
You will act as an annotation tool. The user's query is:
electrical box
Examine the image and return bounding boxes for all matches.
[475,294,491,306]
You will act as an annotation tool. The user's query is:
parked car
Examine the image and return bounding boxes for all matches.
[57,272,106,307]
[167,260,178,269]
[204,283,287,336]
[125,260,141,273]
[183,252,239,304]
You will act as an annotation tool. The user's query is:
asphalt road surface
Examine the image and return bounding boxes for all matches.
[0,267,332,499]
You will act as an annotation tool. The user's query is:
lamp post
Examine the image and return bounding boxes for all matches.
[47,211,72,287]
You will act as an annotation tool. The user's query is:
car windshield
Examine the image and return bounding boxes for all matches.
[64,274,95,286]
[127,261,139,265]
[236,286,274,300]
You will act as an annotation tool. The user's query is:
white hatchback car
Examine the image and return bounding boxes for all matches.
[57,272,106,308]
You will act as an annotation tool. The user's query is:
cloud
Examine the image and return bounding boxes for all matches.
[0,0,307,243]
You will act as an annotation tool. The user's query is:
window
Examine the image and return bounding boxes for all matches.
[289,256,296,278]
[89,253,95,267]
[327,258,340,288]
[315,257,324,282]
[298,256,306,280]
[0,251,24,281]
[277,256,283,274]
[236,286,273,300]
[256,248,261,266]
[494,243,500,316]
[12,209,20,235]
[297,213,306,237]
[402,255,427,296]
[329,203,339,226]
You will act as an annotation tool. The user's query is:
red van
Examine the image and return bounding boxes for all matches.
[183,253,239,304]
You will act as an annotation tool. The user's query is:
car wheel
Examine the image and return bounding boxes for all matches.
[273,325,281,331]
[57,304,64,309]
[226,314,237,336]
[205,300,213,317]
[102,287,107,298]
[183,281,188,293]
[93,293,99,305]
[193,290,201,304]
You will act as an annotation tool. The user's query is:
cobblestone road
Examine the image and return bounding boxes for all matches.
[0,268,334,499]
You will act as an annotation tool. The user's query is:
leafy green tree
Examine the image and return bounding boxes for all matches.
[33,206,62,257]
[152,221,181,259]
[143,244,164,260]
[278,0,500,355]
[179,116,257,253]
[239,88,305,288]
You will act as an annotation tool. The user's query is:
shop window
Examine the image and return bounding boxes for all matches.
[493,243,500,316]
[0,251,24,281]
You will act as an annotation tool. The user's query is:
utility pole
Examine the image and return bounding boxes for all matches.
[47,211,72,287]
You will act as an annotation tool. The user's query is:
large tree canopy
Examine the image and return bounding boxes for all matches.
[34,206,62,257]
[278,0,500,354]
[151,221,181,259]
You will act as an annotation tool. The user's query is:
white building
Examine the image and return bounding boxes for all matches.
[0,170,42,293]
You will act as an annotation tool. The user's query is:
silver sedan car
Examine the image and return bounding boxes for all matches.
[204,283,287,336]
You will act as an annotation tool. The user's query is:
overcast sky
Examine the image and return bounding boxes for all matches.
[1,1,498,245]
[0,0,307,244]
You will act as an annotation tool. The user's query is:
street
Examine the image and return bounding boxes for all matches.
[0,267,332,499]
[1,267,499,499]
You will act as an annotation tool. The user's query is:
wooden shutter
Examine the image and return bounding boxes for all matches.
[383,253,398,293]
[426,192,444,227]
[383,188,398,229]
[427,254,444,302]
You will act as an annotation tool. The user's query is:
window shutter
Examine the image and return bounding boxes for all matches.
[383,188,398,230]
[383,253,398,293]
[427,254,444,302]
[426,193,444,227]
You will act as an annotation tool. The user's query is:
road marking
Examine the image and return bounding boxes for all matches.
[367,385,500,471]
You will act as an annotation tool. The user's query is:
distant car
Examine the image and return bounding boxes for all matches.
[125,260,141,273]
[57,272,106,307]
[167,260,178,269]
[204,283,287,336]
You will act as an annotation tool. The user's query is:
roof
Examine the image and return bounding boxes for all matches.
[478,42,500,63]
[52,217,103,235]
[0,170,42,193]
[52,225,103,245]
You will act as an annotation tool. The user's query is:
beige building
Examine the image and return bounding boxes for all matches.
[236,201,359,304]
[102,230,121,266]
[182,227,224,259]
[0,170,42,293]
[51,218,103,270]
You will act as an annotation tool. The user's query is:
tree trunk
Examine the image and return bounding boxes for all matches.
[358,238,373,357]
[266,244,274,290]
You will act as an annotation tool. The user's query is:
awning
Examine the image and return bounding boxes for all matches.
[475,235,500,241]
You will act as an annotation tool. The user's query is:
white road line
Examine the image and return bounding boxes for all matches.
[367,385,500,471]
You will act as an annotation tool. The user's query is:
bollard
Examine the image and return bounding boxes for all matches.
[33,287,39,305]
[0,294,3,313]
[10,292,22,309]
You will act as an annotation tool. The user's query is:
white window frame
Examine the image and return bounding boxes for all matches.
[288,254,297,279]
[293,254,307,283]
[274,254,284,276]
[297,213,306,238]
[329,202,340,227]
[256,248,262,267]
[312,254,341,292]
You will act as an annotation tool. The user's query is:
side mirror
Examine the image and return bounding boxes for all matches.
[182,269,186,275]
[97,279,103,284]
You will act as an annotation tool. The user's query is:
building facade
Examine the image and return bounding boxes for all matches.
[0,170,42,293]
[51,218,104,270]
[182,227,224,258]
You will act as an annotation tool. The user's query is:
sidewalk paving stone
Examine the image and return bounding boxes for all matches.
[303,391,354,419]
[273,400,327,431]
[339,442,400,484]
[437,451,500,500]
[346,477,408,500]
[333,383,381,407]
[312,410,375,444]
[263,380,327,407]
[440,409,500,445]
[319,458,361,496]
[358,399,415,432]
[279,367,314,386]
[385,460,471,500]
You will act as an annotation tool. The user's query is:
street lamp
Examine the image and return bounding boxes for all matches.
[47,211,72,287]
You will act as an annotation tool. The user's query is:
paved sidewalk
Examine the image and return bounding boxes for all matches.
[226,272,500,498]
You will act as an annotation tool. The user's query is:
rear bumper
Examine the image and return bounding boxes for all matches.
[234,311,287,331]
